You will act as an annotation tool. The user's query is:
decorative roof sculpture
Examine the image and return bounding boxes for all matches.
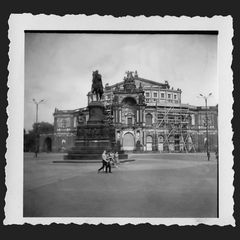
[123,71,136,93]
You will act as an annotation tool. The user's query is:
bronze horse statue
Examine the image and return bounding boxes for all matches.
[91,70,103,101]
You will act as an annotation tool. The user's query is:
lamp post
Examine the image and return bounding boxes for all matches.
[33,99,44,157]
[154,100,158,152]
[199,93,212,161]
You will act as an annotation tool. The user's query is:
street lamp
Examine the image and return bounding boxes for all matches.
[199,93,212,161]
[32,99,44,157]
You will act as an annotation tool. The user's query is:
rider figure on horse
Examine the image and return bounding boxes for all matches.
[91,70,103,101]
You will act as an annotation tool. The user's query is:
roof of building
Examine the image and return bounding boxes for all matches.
[105,77,170,90]
[53,107,87,115]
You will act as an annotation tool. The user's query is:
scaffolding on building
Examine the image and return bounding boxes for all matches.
[155,104,196,153]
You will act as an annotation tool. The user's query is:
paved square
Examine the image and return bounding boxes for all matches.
[24,153,217,218]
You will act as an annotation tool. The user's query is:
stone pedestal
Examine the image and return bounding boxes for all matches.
[87,101,105,124]
[65,101,128,160]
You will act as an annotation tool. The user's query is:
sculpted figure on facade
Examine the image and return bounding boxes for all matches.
[113,95,119,103]
[138,93,145,105]
[115,84,120,92]
[123,70,136,93]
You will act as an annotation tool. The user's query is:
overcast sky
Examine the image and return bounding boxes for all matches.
[24,33,218,130]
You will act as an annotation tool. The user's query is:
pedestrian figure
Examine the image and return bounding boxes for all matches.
[215,149,218,161]
[105,152,112,173]
[98,150,108,173]
[114,151,119,167]
[207,151,210,161]
[110,151,116,168]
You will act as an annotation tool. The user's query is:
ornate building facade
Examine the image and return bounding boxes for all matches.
[40,71,218,153]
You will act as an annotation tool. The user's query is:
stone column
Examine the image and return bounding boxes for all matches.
[113,109,116,123]
[119,110,122,123]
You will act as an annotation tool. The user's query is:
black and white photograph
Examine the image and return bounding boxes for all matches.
[5,15,234,225]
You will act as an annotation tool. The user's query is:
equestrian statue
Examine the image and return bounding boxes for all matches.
[91,70,103,101]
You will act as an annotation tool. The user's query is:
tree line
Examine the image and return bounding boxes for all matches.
[24,122,54,152]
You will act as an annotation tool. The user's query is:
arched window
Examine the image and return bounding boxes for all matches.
[168,136,174,143]
[146,135,153,143]
[44,137,52,152]
[158,136,164,143]
[146,113,152,126]
[61,119,67,128]
[127,117,132,126]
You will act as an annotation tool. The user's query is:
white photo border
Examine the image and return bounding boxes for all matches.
[5,14,234,226]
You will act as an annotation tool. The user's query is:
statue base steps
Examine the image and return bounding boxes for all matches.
[64,153,128,160]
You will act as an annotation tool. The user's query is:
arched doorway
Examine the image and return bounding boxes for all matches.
[158,135,164,152]
[44,137,52,152]
[179,135,185,152]
[123,132,134,151]
[146,135,153,151]
[187,135,193,152]
[168,136,174,152]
